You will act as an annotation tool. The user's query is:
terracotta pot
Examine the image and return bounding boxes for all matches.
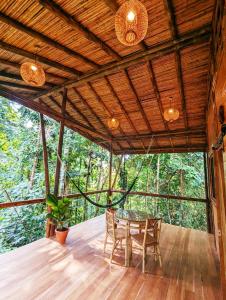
[55,228,69,245]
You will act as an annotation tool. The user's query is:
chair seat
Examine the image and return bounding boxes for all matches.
[132,232,157,246]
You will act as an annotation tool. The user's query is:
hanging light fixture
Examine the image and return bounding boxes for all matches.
[163,97,179,123]
[115,0,148,46]
[107,117,119,130]
[20,45,45,87]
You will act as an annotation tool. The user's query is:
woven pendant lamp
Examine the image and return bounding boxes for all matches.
[20,45,45,87]
[115,0,148,46]
[107,117,119,130]
[163,97,179,123]
[20,62,45,87]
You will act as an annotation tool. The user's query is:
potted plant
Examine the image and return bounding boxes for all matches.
[46,194,71,245]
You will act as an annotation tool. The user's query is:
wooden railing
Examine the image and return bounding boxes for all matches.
[0,189,108,209]
[0,188,206,209]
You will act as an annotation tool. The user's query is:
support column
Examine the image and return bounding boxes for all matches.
[203,152,211,233]
[40,113,51,237]
[54,89,67,196]
[107,142,113,204]
[51,88,67,236]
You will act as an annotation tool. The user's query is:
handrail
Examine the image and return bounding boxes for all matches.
[0,188,206,209]
[111,189,207,203]
[0,189,108,209]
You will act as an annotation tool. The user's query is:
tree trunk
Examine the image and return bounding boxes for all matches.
[29,125,41,189]
[83,153,92,221]
[156,155,160,214]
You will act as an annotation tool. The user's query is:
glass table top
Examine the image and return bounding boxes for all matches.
[115,209,154,222]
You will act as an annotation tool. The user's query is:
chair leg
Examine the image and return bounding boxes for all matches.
[142,248,146,273]
[110,241,116,263]
[104,233,108,253]
[157,245,162,267]
[154,246,157,261]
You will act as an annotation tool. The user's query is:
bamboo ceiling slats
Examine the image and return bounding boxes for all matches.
[0,0,215,154]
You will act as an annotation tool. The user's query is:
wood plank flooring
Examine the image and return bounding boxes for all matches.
[0,215,221,300]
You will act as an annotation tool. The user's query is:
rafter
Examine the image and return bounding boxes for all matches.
[0,80,46,92]
[163,0,189,145]
[0,70,54,89]
[87,81,134,149]
[0,58,66,82]
[33,24,211,99]
[38,97,110,150]
[147,61,174,148]
[0,86,110,141]
[114,144,207,155]
[0,12,97,68]
[113,127,206,141]
[0,39,80,76]
[72,87,123,151]
[105,76,147,150]
[39,0,120,60]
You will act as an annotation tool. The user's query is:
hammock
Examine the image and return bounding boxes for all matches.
[57,137,154,208]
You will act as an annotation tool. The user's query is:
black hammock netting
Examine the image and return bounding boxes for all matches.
[57,137,154,209]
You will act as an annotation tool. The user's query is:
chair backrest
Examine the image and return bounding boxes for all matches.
[105,209,116,239]
[143,218,162,246]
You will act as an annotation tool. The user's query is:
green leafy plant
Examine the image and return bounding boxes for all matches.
[46,194,71,231]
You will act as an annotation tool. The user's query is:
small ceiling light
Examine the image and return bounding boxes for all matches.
[115,0,148,46]
[107,117,119,130]
[163,97,179,123]
[127,10,136,22]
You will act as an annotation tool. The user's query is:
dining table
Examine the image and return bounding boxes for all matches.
[115,208,154,267]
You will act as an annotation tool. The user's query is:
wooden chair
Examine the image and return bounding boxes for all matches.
[104,209,131,265]
[131,218,162,273]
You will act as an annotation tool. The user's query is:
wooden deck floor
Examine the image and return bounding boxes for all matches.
[0,215,221,300]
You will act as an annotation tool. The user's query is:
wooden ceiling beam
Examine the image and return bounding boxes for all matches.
[85,82,126,150]
[105,76,146,150]
[113,127,206,141]
[33,24,211,99]
[0,69,54,89]
[0,39,80,76]
[39,0,120,60]
[147,61,173,148]
[87,81,133,149]
[0,86,110,141]
[163,0,189,143]
[0,58,66,82]
[0,80,46,92]
[124,69,153,132]
[0,12,98,68]
[72,87,123,150]
[38,97,110,151]
[114,144,207,155]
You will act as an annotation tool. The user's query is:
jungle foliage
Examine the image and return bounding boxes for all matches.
[0,98,207,253]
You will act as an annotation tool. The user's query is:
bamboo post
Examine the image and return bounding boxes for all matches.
[107,142,113,204]
[40,113,51,237]
[52,88,67,235]
[203,152,211,233]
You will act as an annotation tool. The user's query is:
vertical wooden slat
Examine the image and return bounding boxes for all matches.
[53,89,67,197]
[204,152,211,233]
[108,143,113,204]
[40,113,51,237]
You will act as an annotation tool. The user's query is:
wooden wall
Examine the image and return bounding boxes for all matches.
[207,0,226,298]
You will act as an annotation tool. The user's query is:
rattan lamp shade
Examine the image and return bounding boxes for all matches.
[163,108,180,122]
[107,117,119,129]
[20,62,45,86]
[115,0,148,46]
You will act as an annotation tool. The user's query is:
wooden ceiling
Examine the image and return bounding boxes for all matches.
[0,0,215,154]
